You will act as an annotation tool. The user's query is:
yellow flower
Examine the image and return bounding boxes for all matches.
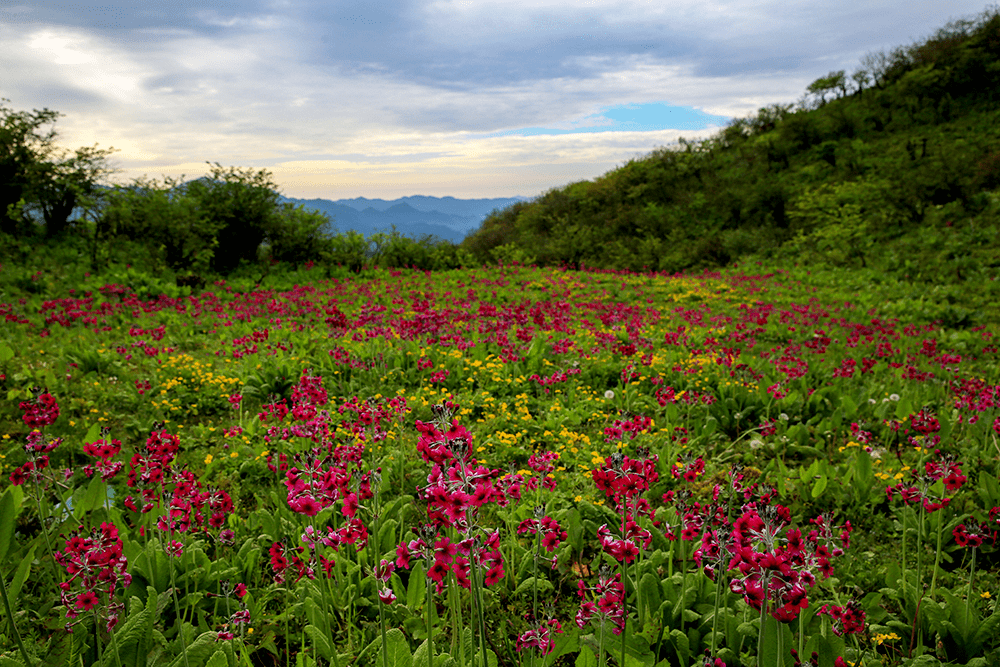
[204,454,213,465]
[230,451,238,458]
[982,591,992,599]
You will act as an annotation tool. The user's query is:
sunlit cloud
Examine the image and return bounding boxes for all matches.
[0,0,988,198]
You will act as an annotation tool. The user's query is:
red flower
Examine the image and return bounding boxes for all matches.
[76,591,100,610]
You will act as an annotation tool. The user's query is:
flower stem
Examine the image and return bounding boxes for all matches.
[756,575,769,667]
[928,509,944,600]
[711,572,723,657]
[167,547,191,667]
[0,571,33,666]
[426,562,435,667]
[966,547,976,623]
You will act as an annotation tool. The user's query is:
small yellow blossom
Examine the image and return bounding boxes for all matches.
[982,591,992,599]
[230,451,238,458]
[204,454,214,465]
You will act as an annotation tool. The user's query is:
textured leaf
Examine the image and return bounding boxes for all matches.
[971,608,1000,653]
[167,631,222,667]
[514,576,554,597]
[574,646,597,667]
[84,423,102,446]
[205,651,229,667]
[668,628,690,665]
[375,628,411,667]
[305,624,334,660]
[0,488,16,563]
[638,573,661,619]
[101,600,151,667]
[8,545,35,617]
[811,474,828,499]
[406,562,426,609]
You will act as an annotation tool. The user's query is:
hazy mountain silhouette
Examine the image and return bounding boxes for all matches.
[283,195,528,243]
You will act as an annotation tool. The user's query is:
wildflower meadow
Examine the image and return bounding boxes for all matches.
[2,263,999,667]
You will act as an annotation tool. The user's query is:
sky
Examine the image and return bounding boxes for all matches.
[0,1,991,200]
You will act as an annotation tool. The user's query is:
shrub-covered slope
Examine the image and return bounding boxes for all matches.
[463,9,1000,283]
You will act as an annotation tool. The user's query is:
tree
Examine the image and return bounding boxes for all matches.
[807,71,847,105]
[97,176,219,273]
[183,163,283,273]
[1,102,58,235]
[0,99,114,237]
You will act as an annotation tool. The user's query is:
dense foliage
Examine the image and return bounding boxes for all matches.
[462,8,1000,289]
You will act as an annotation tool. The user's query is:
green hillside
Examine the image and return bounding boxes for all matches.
[463,8,1000,283]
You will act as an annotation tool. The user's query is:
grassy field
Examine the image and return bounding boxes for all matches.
[2,262,999,667]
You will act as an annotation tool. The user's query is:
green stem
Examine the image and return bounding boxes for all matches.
[95,610,103,666]
[900,505,907,591]
[474,555,487,667]
[916,503,925,603]
[378,587,389,667]
[0,571,34,666]
[31,476,58,571]
[532,529,540,623]
[966,547,976,624]
[167,547,191,667]
[679,539,687,631]
[318,564,341,667]
[108,610,124,667]
[756,576,768,667]
[427,561,435,667]
[598,618,605,667]
[928,509,944,600]
[798,607,804,662]
[711,572,723,657]
[776,616,783,667]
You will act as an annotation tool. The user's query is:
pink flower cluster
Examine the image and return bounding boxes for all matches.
[9,428,62,486]
[19,391,60,427]
[56,522,130,632]
[396,530,505,592]
[576,568,626,634]
[82,436,123,481]
[517,515,567,553]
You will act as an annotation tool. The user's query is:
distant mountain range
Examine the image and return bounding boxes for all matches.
[282,195,529,243]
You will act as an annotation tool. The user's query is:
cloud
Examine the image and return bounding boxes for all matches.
[0,0,991,198]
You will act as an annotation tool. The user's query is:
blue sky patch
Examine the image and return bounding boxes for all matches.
[492,103,732,136]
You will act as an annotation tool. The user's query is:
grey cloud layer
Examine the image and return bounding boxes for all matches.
[0,0,989,197]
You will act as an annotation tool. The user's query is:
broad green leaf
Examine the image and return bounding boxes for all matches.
[668,628,690,666]
[0,487,17,563]
[167,631,224,667]
[406,562,426,609]
[304,624,334,660]
[575,645,598,667]
[638,573,662,619]
[205,651,229,667]
[84,422,102,445]
[514,576,554,598]
[376,628,411,667]
[82,477,107,514]
[811,474,828,499]
[971,608,1000,653]
[0,339,13,363]
[8,545,35,616]
[895,396,912,421]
